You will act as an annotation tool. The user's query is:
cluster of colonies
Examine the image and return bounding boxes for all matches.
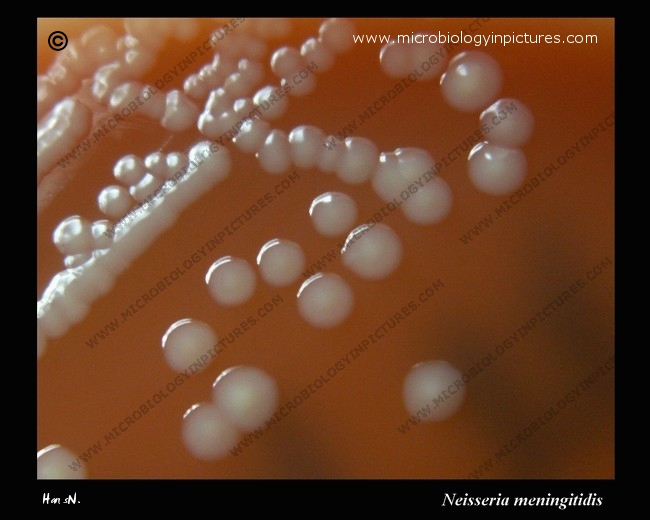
[37,18,533,475]
[183,366,278,460]
[380,41,534,194]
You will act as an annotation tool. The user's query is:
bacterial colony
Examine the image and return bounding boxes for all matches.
[37,18,534,477]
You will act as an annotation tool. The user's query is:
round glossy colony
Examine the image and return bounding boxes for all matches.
[144,151,169,179]
[161,319,218,373]
[289,125,325,169]
[271,46,307,78]
[212,366,279,431]
[318,135,344,173]
[480,98,535,148]
[319,18,356,54]
[300,37,335,72]
[336,137,378,185]
[256,129,292,174]
[91,220,113,249]
[309,192,358,237]
[297,273,355,329]
[166,152,190,179]
[401,178,454,225]
[396,148,453,225]
[233,118,272,154]
[114,154,146,186]
[395,147,433,182]
[440,51,503,112]
[52,216,94,256]
[341,223,403,280]
[256,239,306,287]
[371,148,454,225]
[205,257,257,306]
[403,360,466,421]
[372,147,434,201]
[98,185,133,220]
[468,142,527,196]
[181,402,240,461]
[253,85,289,120]
[37,444,87,479]
[379,41,412,78]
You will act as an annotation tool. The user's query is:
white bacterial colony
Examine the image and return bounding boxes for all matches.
[37,17,535,475]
